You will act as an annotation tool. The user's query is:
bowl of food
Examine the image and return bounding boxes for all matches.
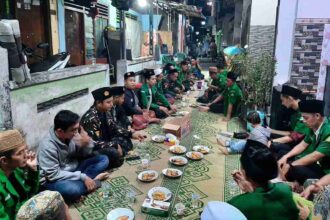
[152,135,166,143]
[192,145,210,154]
[138,170,158,182]
[148,187,172,201]
[162,168,182,178]
[107,208,134,220]
[169,145,187,154]
[169,156,188,166]
[186,151,204,160]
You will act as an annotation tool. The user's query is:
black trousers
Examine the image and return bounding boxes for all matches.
[271,142,293,160]
[153,107,168,119]
[94,147,124,169]
[209,101,224,114]
[287,163,325,185]
[196,91,218,104]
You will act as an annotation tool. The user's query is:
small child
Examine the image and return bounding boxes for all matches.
[217,111,271,155]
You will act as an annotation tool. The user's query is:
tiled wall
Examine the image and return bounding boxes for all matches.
[248,25,276,59]
[290,18,330,93]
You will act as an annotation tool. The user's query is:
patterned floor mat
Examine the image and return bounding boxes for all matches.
[70,109,244,220]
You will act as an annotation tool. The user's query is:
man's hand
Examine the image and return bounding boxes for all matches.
[26,150,37,171]
[159,106,170,115]
[128,126,135,133]
[74,126,91,147]
[279,163,290,180]
[232,170,254,193]
[222,117,230,122]
[170,105,177,112]
[84,176,96,192]
[300,183,322,199]
[117,144,123,157]
[297,201,310,220]
[278,155,288,169]
[132,132,146,141]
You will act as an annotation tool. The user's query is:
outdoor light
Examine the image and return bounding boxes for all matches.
[196,31,199,35]
[207,1,213,6]
[138,0,148,7]
[201,21,206,25]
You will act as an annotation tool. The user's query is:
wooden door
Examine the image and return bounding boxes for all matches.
[65,9,85,65]
[15,0,50,64]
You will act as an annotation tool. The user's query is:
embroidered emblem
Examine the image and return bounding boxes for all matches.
[104,91,109,96]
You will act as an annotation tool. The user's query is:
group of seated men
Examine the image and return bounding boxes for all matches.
[1,56,328,219]
[0,58,223,219]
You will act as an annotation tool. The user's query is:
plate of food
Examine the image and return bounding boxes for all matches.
[192,145,210,154]
[148,187,172,201]
[107,208,134,220]
[169,145,187,154]
[189,103,199,108]
[138,170,158,182]
[152,135,166,143]
[169,156,188,166]
[186,151,204,160]
[162,168,182,178]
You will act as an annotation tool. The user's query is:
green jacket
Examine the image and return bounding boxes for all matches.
[0,168,39,220]
[290,110,309,135]
[228,183,299,220]
[298,118,330,173]
[217,70,228,93]
[140,83,170,109]
[177,68,188,86]
[223,82,243,117]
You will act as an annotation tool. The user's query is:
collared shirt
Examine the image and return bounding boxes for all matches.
[228,183,299,220]
[223,82,243,117]
[298,118,330,173]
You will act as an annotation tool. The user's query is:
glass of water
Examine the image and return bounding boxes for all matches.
[228,179,237,196]
[141,153,150,170]
[191,193,200,208]
[126,190,136,207]
[102,182,112,199]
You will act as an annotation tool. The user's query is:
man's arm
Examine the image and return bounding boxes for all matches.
[292,151,325,166]
[279,140,309,163]
[225,104,233,120]
[208,94,223,106]
[270,128,291,136]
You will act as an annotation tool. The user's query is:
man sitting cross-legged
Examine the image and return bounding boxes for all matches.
[38,110,110,203]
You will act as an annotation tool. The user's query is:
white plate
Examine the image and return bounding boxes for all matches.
[107,208,134,220]
[169,145,187,154]
[148,187,172,201]
[186,151,204,160]
[162,168,183,178]
[165,133,177,140]
[137,170,159,182]
[169,156,188,166]
[152,135,166,143]
[193,145,210,154]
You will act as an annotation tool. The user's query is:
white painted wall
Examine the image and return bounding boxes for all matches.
[297,0,330,18]
[250,0,278,26]
[274,0,298,85]
[274,0,330,86]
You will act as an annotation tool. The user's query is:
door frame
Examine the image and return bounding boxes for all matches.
[64,7,86,65]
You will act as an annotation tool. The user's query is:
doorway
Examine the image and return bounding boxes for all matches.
[65,9,85,65]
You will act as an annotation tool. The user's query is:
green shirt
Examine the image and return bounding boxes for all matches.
[0,168,39,220]
[223,82,243,117]
[140,83,170,109]
[177,68,187,86]
[290,110,309,135]
[228,183,299,220]
[156,80,164,95]
[298,118,330,173]
[217,70,228,92]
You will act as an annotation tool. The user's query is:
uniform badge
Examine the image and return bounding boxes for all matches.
[104,91,109,96]
[95,131,100,137]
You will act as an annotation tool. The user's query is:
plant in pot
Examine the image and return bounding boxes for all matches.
[231,52,276,126]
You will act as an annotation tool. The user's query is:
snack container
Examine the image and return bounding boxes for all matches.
[141,198,170,217]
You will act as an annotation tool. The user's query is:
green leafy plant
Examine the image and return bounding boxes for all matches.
[232,52,276,110]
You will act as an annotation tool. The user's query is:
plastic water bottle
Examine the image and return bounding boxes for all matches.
[191,193,200,208]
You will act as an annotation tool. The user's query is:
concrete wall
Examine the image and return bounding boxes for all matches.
[0,47,12,130]
[248,0,278,59]
[274,0,298,85]
[9,65,109,148]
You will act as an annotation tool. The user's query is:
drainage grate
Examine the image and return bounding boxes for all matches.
[37,89,89,113]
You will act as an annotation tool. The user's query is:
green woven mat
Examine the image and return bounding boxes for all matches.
[224,117,246,201]
[72,111,243,219]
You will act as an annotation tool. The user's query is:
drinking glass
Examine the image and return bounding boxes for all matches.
[191,193,200,208]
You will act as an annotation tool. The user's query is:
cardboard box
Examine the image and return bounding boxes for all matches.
[162,112,192,139]
[141,198,170,217]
